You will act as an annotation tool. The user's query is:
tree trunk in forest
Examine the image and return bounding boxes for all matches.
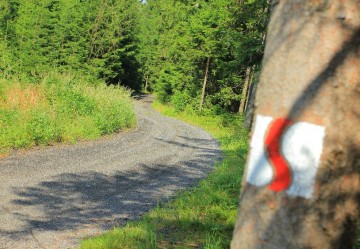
[232,1,360,249]
[239,67,252,114]
[242,2,269,125]
[2,21,8,67]
[200,57,210,111]
[243,80,257,130]
[243,65,255,113]
[144,75,149,91]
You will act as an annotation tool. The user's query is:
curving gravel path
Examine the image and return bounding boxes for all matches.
[0,95,222,249]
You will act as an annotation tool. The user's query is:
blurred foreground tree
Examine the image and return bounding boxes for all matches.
[232,0,360,248]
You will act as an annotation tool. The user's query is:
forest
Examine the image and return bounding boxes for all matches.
[0,0,268,113]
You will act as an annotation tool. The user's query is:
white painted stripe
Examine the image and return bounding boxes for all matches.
[246,115,274,187]
[283,122,325,198]
[246,114,326,199]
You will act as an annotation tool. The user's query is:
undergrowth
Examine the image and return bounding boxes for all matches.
[81,100,249,248]
[0,73,135,155]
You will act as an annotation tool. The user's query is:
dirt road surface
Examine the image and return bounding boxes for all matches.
[0,95,221,248]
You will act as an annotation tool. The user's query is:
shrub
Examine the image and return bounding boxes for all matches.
[0,72,136,153]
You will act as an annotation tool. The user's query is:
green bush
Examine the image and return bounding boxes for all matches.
[0,72,136,153]
[170,91,193,112]
[27,110,60,145]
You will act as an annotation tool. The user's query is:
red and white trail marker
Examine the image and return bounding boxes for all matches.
[246,114,326,199]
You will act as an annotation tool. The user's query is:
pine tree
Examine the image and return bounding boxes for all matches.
[138,0,270,112]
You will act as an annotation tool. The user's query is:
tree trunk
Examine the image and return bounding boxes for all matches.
[244,65,256,113]
[2,21,8,67]
[144,75,149,91]
[243,80,257,130]
[242,1,269,125]
[199,57,210,111]
[232,1,360,249]
[239,67,252,114]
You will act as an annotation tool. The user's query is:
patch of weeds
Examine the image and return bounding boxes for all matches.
[0,72,135,151]
[27,110,59,145]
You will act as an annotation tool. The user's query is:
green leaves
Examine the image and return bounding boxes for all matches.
[0,0,270,112]
[1,0,142,90]
[137,0,269,113]
[0,73,135,150]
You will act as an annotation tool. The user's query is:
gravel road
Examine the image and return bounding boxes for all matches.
[0,95,222,249]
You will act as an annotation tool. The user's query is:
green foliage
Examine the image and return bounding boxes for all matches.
[27,110,59,145]
[81,101,249,248]
[137,0,270,112]
[82,225,157,249]
[1,0,270,111]
[0,0,142,90]
[0,0,141,154]
[170,90,194,112]
[94,85,136,135]
[0,73,135,154]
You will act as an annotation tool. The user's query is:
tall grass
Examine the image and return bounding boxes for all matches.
[81,101,249,248]
[0,73,135,155]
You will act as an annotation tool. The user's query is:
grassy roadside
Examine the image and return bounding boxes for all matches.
[81,101,249,248]
[0,73,135,156]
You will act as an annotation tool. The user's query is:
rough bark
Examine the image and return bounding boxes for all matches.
[232,1,360,249]
[200,57,210,111]
[239,67,252,114]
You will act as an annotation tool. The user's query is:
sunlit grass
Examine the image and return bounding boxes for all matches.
[0,73,135,155]
[81,100,249,248]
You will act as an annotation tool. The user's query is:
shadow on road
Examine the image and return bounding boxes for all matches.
[2,136,221,245]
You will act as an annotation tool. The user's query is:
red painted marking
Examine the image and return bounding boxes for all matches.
[265,118,292,192]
